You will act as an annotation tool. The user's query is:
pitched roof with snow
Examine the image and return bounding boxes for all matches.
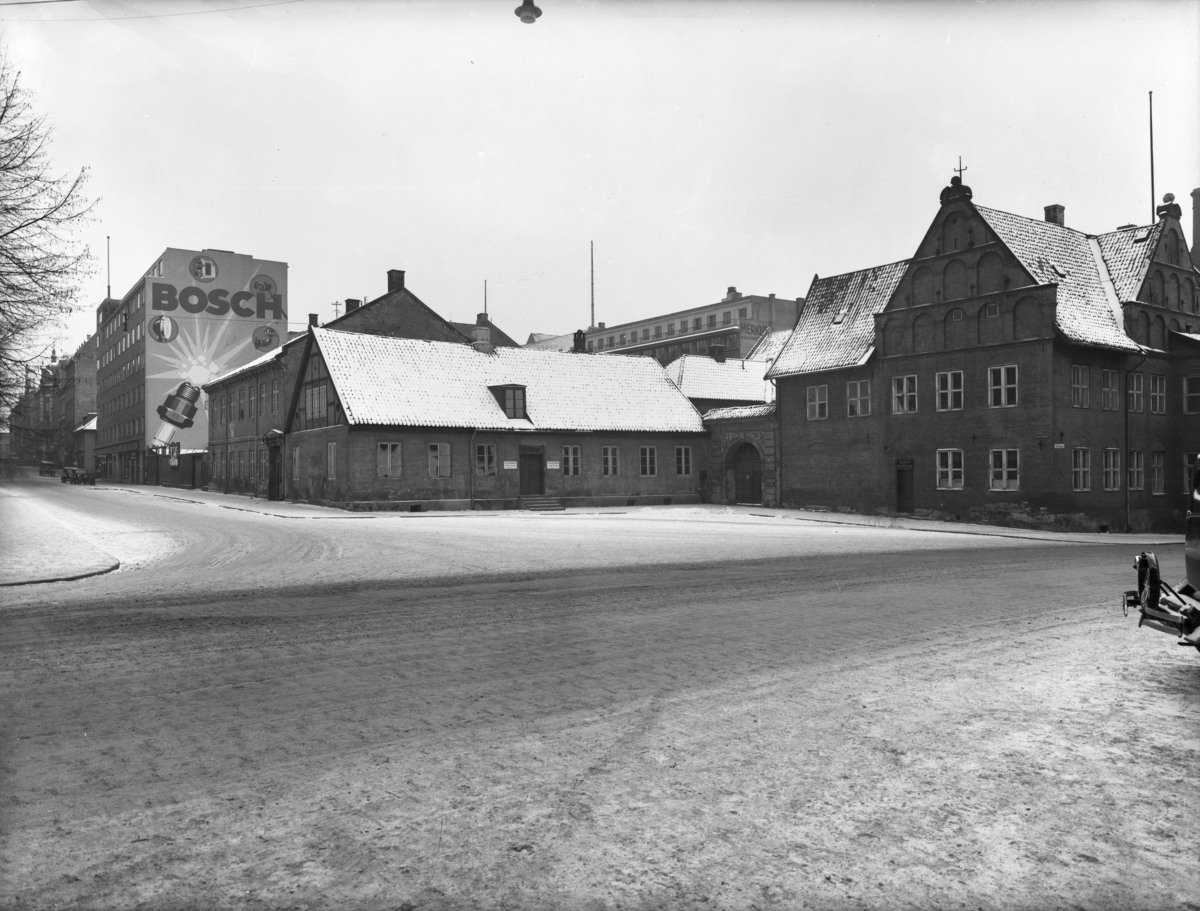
[974,205,1141,352]
[1094,221,1166,303]
[702,403,777,422]
[202,346,283,390]
[522,332,575,352]
[745,329,791,364]
[75,415,97,433]
[663,355,774,403]
[311,328,705,433]
[766,261,909,379]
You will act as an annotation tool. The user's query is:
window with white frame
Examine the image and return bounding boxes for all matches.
[1128,450,1144,490]
[376,442,401,478]
[1070,365,1089,408]
[1150,451,1164,494]
[990,449,1019,490]
[428,443,451,478]
[602,445,620,476]
[475,443,496,477]
[326,442,336,480]
[1102,448,1121,491]
[936,371,963,411]
[675,446,692,475]
[1127,372,1143,413]
[292,446,299,481]
[807,385,828,420]
[1101,369,1120,411]
[562,445,580,476]
[1186,376,1200,414]
[989,365,1018,407]
[846,379,870,417]
[640,446,657,476]
[936,449,964,489]
[892,375,917,414]
[1186,452,1199,493]
[1150,374,1166,414]
[1072,447,1090,491]
[271,379,280,413]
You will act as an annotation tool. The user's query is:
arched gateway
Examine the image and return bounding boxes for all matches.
[729,442,763,505]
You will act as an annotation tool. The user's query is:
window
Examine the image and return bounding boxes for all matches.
[666,323,674,336]
[211,400,217,426]
[985,302,999,318]
[1186,377,1200,414]
[562,445,580,476]
[271,379,280,413]
[892,375,917,414]
[1101,369,1119,410]
[806,385,828,420]
[239,450,246,479]
[1186,452,1199,492]
[238,388,246,419]
[990,449,1019,490]
[1127,372,1143,412]
[847,380,870,417]
[1128,450,1144,490]
[248,386,256,418]
[642,329,649,341]
[377,443,401,478]
[602,445,620,476]
[1150,375,1166,414]
[989,365,1018,407]
[1150,451,1164,494]
[504,387,525,419]
[607,336,614,347]
[936,371,963,411]
[220,395,227,425]
[1070,365,1089,408]
[620,334,627,345]
[722,311,731,325]
[1102,449,1121,491]
[475,443,496,477]
[1072,448,1091,491]
[676,448,696,477]
[326,442,336,480]
[654,325,662,338]
[259,383,266,417]
[936,449,964,489]
[259,450,267,482]
[738,307,747,319]
[249,450,256,479]
[640,446,657,476]
[428,443,451,478]
[707,315,716,328]
[693,318,702,331]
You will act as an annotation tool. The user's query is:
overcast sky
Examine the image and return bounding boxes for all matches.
[4,0,1198,354]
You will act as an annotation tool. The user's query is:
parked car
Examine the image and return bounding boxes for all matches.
[38,462,56,477]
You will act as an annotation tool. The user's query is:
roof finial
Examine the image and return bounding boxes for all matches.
[955,156,968,181]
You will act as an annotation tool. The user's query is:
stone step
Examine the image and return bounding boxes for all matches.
[521,497,565,512]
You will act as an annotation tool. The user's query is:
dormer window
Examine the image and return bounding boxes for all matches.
[491,385,527,419]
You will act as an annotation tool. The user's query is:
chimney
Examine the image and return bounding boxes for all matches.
[598,321,605,330]
[725,286,739,301]
[471,313,493,354]
[308,313,319,327]
[345,298,361,313]
[1044,204,1065,226]
[710,343,726,363]
[1192,188,1200,269]
[572,329,587,353]
[387,269,405,293]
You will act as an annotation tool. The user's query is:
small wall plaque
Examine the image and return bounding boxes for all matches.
[546,460,561,470]
[1053,443,1065,449]
[503,460,517,469]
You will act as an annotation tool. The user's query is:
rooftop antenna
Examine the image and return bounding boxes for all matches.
[106,236,111,299]
[332,300,341,319]
[1149,91,1155,222]
[590,240,595,330]
[484,279,488,316]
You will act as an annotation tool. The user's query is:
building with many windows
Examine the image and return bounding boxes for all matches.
[766,177,1200,532]
[586,287,802,365]
[281,319,707,510]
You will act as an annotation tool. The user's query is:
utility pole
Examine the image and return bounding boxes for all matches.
[590,241,595,330]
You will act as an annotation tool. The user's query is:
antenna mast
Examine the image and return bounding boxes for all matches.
[590,241,595,329]
[484,279,488,316]
[106,236,111,299]
[1149,91,1155,222]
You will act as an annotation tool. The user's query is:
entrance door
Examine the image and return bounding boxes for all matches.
[519,451,544,495]
[732,443,762,504]
[896,465,915,514]
[268,447,282,500]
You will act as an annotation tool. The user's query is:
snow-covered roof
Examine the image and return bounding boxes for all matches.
[1094,221,1165,303]
[744,329,791,364]
[203,347,283,389]
[312,328,706,433]
[663,355,774,403]
[767,261,909,379]
[74,416,97,433]
[974,205,1141,352]
[702,403,777,422]
[522,332,575,352]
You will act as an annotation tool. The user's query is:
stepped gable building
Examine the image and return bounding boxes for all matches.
[767,176,1200,532]
[204,268,473,498]
[586,286,802,365]
[282,319,707,511]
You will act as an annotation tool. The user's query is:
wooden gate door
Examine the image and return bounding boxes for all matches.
[268,447,282,500]
[896,465,915,514]
[519,452,544,495]
[732,443,762,504]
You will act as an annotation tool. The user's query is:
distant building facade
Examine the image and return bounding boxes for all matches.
[586,287,802,365]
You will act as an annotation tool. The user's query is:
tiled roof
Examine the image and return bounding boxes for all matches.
[663,355,774,403]
[702,403,776,422]
[312,328,706,433]
[766,261,909,379]
[974,205,1141,352]
[202,347,282,390]
[522,332,575,352]
[745,329,791,364]
[1094,222,1164,302]
[450,320,520,348]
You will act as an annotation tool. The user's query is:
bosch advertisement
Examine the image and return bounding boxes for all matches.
[144,249,287,452]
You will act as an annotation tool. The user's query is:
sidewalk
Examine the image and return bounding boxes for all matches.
[0,488,120,586]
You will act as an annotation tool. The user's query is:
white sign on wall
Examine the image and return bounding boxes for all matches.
[503,460,518,470]
[546,460,561,469]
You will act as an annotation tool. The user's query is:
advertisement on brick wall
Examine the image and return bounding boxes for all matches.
[144,249,287,452]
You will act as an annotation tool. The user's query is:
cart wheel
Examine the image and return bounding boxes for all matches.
[1135,552,1161,612]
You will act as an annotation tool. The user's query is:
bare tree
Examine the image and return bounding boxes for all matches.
[0,50,93,432]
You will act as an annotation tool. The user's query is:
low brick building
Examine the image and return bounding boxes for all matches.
[767,177,1200,532]
[284,320,708,510]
